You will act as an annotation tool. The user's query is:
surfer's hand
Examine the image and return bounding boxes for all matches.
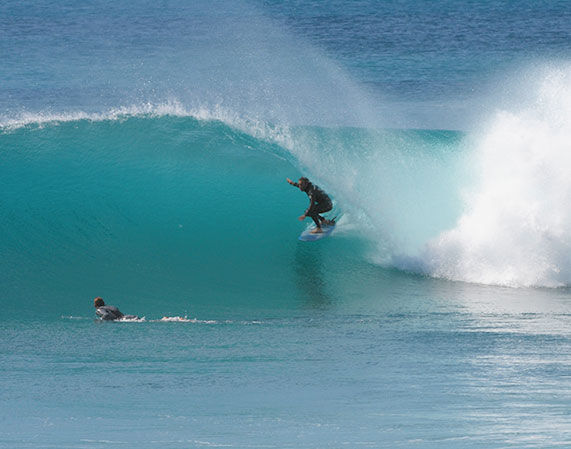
[298,215,306,221]
[286,178,294,185]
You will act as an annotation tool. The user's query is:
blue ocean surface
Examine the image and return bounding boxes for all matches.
[1,1,570,448]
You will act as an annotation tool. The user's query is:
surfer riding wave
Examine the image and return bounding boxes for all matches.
[287,177,334,234]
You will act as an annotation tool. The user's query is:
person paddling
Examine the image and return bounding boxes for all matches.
[287,177,333,233]
[94,297,138,321]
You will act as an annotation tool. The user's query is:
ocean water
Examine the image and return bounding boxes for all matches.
[1,0,570,448]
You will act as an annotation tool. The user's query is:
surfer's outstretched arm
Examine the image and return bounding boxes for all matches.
[286,178,299,188]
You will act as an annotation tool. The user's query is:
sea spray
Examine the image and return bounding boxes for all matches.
[419,65,571,287]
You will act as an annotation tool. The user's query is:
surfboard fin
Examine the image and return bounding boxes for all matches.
[326,216,337,226]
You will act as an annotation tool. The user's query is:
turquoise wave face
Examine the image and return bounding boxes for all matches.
[0,117,341,320]
[0,115,468,320]
[0,117,298,319]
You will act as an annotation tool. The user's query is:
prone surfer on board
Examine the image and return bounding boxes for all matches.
[94,297,138,321]
[287,177,334,234]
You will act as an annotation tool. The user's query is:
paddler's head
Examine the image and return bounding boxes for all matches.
[94,297,105,308]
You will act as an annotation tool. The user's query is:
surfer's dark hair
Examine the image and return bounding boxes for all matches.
[298,177,310,190]
[94,297,105,307]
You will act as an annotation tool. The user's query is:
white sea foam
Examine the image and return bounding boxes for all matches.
[117,316,146,322]
[156,317,263,324]
[418,65,571,287]
[158,316,218,324]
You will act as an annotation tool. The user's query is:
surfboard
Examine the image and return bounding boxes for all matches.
[298,223,336,241]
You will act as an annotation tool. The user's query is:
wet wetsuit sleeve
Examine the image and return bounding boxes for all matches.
[96,307,114,320]
[96,306,124,320]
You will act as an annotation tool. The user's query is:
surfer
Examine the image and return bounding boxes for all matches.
[287,177,333,233]
[94,297,138,321]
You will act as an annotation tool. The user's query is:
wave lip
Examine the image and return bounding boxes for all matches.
[0,103,182,130]
[0,101,293,146]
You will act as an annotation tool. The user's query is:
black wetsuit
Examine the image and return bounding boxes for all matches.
[96,305,125,321]
[301,182,333,227]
